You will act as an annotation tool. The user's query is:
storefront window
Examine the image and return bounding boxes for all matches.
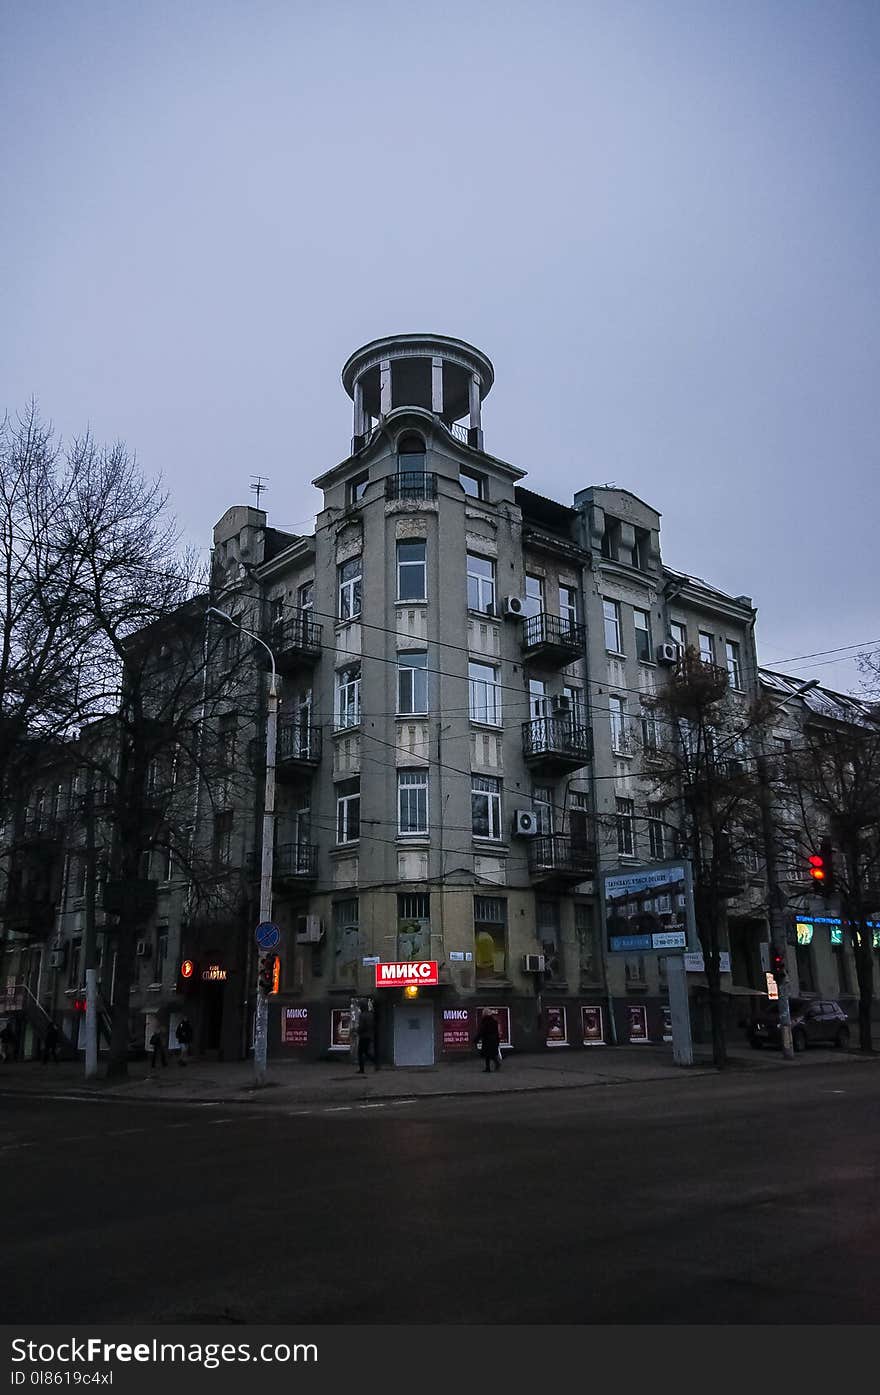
[474,896,506,980]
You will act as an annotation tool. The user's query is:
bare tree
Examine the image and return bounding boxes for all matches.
[638,649,768,1068]
[776,706,880,1053]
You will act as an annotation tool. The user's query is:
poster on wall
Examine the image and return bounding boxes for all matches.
[475,1006,512,1050]
[329,1008,352,1052]
[627,1005,649,1043]
[441,1008,472,1051]
[581,1005,605,1045]
[282,1007,309,1046]
[544,1005,568,1047]
[661,1006,673,1042]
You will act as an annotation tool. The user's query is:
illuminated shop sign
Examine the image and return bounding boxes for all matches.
[201,964,228,982]
[375,960,438,987]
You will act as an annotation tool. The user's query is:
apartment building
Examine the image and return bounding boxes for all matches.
[3,332,805,1061]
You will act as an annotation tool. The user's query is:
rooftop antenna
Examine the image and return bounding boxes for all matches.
[250,474,268,509]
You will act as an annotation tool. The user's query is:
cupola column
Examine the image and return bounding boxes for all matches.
[468,372,483,449]
[431,356,444,416]
[380,358,393,416]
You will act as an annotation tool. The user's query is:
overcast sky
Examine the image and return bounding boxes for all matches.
[3,0,878,692]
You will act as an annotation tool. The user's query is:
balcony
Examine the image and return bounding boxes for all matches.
[716,863,748,900]
[385,471,437,502]
[521,612,586,667]
[15,818,64,849]
[528,835,597,885]
[2,892,57,938]
[274,842,318,883]
[276,723,322,779]
[522,716,592,773]
[267,612,323,672]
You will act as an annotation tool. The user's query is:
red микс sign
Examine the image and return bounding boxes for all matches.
[374,960,439,987]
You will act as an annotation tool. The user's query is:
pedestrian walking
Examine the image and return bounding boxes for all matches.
[0,1020,16,1063]
[42,1020,61,1065]
[175,1016,193,1065]
[356,1000,379,1073]
[149,1027,168,1069]
[474,1010,502,1073]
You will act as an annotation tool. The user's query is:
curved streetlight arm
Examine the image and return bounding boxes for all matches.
[205,605,277,691]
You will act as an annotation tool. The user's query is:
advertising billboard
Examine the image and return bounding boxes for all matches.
[602,860,697,955]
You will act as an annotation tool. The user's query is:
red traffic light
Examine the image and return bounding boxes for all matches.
[808,854,825,881]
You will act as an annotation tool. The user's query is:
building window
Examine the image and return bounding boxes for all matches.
[212,811,233,868]
[397,433,426,471]
[616,798,635,857]
[634,608,652,663]
[338,557,362,621]
[468,660,501,726]
[335,663,361,729]
[398,770,428,836]
[648,804,667,860]
[640,706,659,751]
[725,640,743,690]
[537,900,563,982]
[347,473,369,507]
[397,540,427,601]
[528,677,546,719]
[474,896,506,980]
[562,685,584,725]
[398,893,430,959]
[633,527,651,572]
[467,553,496,614]
[68,937,82,989]
[298,580,314,613]
[669,621,687,652]
[155,930,168,985]
[575,903,600,983]
[699,631,716,665]
[532,785,554,836]
[570,790,592,852]
[603,598,622,653]
[523,573,543,619]
[333,897,360,982]
[397,651,428,715]
[559,585,578,631]
[609,696,627,753]
[460,469,485,500]
[472,776,502,840]
[336,779,360,844]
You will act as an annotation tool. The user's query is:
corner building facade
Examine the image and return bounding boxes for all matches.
[207,332,762,1062]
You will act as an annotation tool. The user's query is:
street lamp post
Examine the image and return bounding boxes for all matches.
[758,677,819,1060]
[206,606,279,1085]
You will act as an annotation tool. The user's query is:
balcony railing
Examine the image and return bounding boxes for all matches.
[277,723,322,769]
[267,612,323,667]
[521,612,586,662]
[528,835,597,883]
[274,842,318,880]
[15,818,64,846]
[522,717,592,770]
[385,471,437,501]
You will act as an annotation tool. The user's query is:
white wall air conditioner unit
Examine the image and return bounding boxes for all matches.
[502,595,525,618]
[48,950,66,970]
[522,953,546,974]
[513,809,539,837]
[550,693,571,714]
[135,940,152,958]
[296,914,323,944]
[656,642,679,665]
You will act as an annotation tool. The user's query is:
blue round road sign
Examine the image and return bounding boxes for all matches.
[255,922,280,950]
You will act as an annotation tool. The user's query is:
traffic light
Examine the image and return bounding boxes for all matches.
[808,839,835,895]
[258,954,279,995]
[771,949,787,983]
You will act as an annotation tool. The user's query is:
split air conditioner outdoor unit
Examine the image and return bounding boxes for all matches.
[522,953,546,974]
[656,642,679,665]
[135,940,152,958]
[550,693,571,714]
[48,949,66,970]
[296,914,323,944]
[502,595,525,617]
[513,809,539,837]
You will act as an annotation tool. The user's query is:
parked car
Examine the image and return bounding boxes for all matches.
[747,998,850,1052]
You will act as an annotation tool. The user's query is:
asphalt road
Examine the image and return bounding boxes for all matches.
[2,1063,879,1324]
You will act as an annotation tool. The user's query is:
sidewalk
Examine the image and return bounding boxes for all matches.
[2,1041,875,1108]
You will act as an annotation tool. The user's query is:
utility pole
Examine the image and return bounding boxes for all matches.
[206,607,278,1085]
[82,782,99,1080]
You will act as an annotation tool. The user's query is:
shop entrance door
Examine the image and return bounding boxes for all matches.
[393,1001,434,1066]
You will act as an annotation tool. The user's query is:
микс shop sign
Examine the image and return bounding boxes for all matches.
[375,960,439,987]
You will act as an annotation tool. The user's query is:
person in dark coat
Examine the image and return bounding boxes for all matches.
[1,1020,17,1063]
[42,1021,60,1065]
[175,1016,193,1065]
[149,1027,168,1069]
[356,1001,379,1073]
[475,1010,501,1073]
